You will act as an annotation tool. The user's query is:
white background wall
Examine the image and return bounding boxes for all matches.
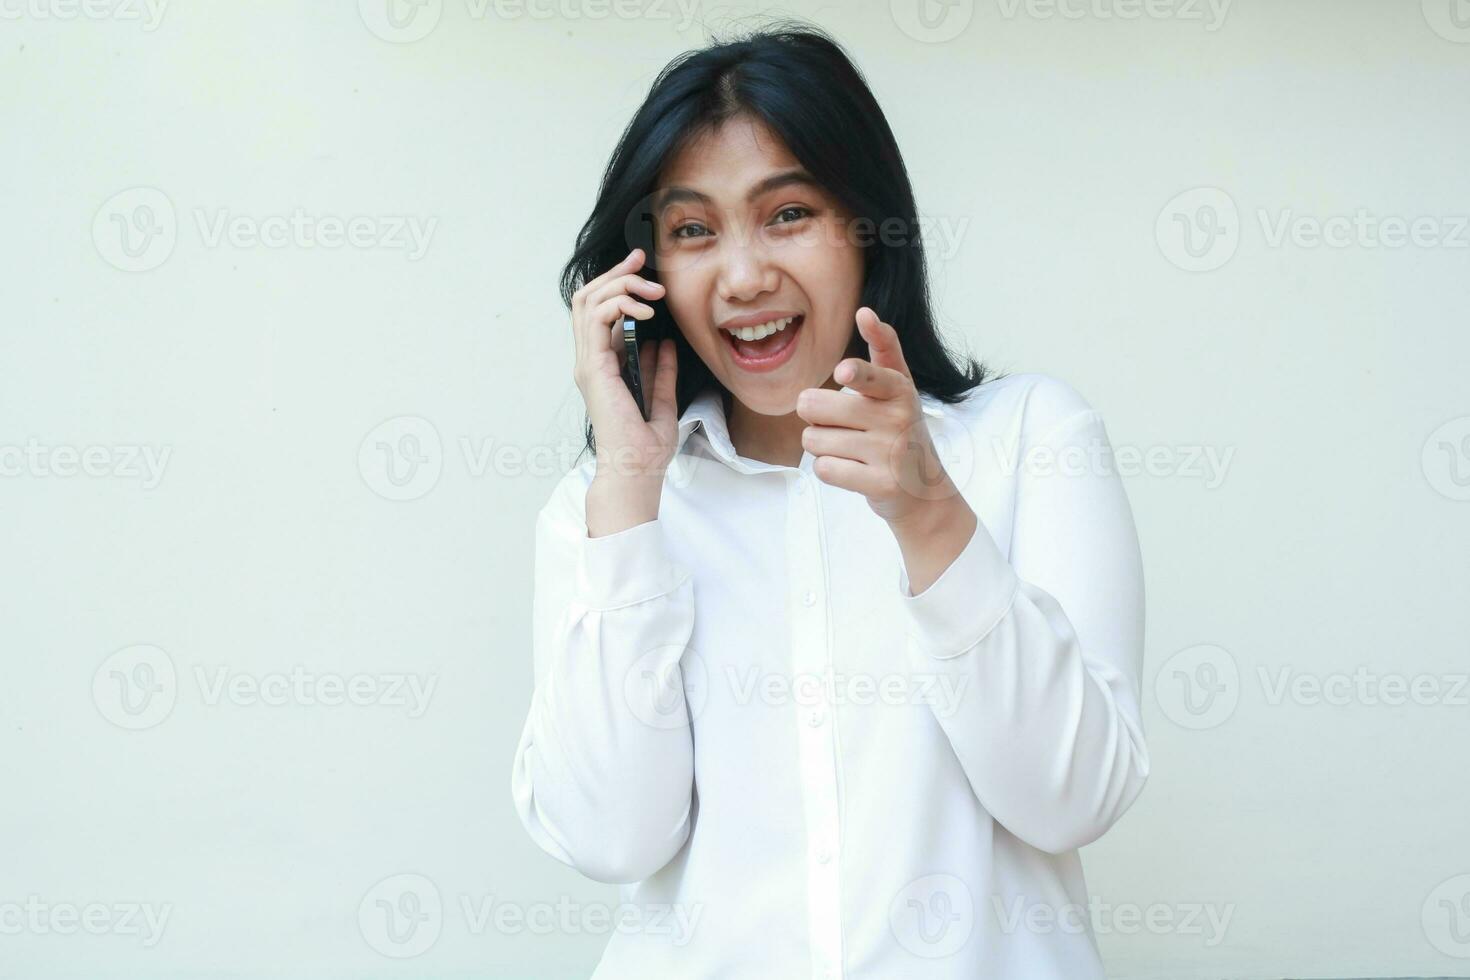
[2,1,1467,977]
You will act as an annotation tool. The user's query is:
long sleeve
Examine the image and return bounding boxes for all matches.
[510,470,698,884]
[896,385,1150,855]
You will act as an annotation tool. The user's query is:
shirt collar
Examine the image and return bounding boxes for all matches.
[673,385,947,479]
[676,386,734,461]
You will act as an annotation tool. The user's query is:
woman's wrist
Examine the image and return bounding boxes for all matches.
[586,471,664,537]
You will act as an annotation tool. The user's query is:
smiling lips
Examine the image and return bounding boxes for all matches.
[724,314,799,342]
[723,314,805,371]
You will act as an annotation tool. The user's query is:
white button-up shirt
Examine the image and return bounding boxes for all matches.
[511,371,1150,979]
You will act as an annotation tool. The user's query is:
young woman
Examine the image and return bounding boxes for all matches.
[511,21,1149,979]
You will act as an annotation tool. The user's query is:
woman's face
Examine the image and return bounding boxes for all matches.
[650,115,864,417]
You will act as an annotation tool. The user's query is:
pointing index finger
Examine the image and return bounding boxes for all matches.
[836,357,907,401]
[856,307,913,383]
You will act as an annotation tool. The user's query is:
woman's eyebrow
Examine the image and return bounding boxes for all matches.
[653,168,821,215]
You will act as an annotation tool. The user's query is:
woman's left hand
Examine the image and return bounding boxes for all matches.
[795,306,961,528]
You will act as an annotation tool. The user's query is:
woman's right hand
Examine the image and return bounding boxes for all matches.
[570,247,680,482]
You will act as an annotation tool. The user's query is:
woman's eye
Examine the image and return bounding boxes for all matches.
[670,208,808,241]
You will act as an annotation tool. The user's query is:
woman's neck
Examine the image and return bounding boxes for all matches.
[723,379,840,468]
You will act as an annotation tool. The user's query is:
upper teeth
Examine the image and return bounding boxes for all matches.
[727,316,796,341]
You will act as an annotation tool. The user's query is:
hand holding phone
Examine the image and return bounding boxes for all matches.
[620,314,649,422]
[568,248,678,483]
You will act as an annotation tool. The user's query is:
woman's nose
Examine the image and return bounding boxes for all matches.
[716,239,778,301]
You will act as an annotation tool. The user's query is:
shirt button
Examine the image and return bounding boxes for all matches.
[816,847,831,864]
[808,708,825,727]
[802,589,816,607]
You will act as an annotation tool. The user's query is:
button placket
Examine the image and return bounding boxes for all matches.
[788,472,844,980]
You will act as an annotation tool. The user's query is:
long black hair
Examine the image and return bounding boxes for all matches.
[560,18,1001,467]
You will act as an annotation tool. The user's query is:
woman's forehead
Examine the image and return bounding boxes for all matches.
[659,116,800,186]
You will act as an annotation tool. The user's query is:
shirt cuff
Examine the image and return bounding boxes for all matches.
[897,516,1020,660]
[576,518,692,611]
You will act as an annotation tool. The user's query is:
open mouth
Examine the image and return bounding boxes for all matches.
[723,314,804,371]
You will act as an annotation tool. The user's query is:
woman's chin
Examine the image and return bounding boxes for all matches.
[726,380,807,417]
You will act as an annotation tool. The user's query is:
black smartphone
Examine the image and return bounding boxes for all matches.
[619,314,649,421]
